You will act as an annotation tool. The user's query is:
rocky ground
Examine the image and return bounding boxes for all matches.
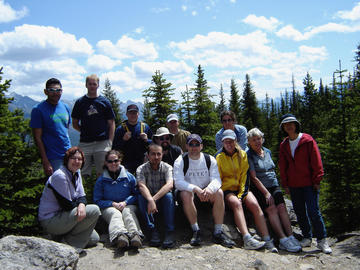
[78,231,360,270]
[78,206,360,270]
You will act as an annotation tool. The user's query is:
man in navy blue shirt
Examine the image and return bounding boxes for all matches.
[71,74,115,177]
[112,104,152,174]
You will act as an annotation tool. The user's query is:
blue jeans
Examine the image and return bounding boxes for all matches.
[290,186,327,240]
[138,192,175,232]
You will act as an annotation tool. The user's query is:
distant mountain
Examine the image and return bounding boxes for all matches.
[7,92,143,146]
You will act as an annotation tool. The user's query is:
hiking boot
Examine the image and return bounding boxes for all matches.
[149,229,161,247]
[244,236,265,250]
[300,237,312,247]
[212,231,235,248]
[116,234,129,248]
[130,234,142,248]
[279,237,302,253]
[190,230,201,246]
[162,231,175,249]
[317,238,332,254]
[264,239,278,253]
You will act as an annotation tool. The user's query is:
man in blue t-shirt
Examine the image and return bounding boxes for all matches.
[71,74,115,177]
[112,104,152,174]
[30,78,71,176]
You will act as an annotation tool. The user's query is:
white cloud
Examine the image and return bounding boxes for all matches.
[336,2,360,21]
[87,54,121,71]
[181,5,187,11]
[151,7,170,13]
[0,0,28,23]
[230,0,236,3]
[134,27,144,34]
[97,35,158,61]
[276,22,360,41]
[242,14,281,31]
[0,24,93,61]
[192,11,198,16]
[132,60,193,78]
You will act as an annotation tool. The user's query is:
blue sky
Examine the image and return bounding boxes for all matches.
[1,0,360,104]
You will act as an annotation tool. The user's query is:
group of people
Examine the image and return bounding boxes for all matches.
[34,75,332,255]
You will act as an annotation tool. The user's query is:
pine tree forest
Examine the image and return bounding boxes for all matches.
[1,44,360,237]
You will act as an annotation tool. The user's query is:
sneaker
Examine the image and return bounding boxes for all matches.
[288,235,301,247]
[130,234,142,248]
[317,238,332,254]
[190,230,201,246]
[244,236,266,250]
[279,237,302,253]
[212,231,235,248]
[162,231,175,249]
[150,229,161,247]
[300,237,312,248]
[116,234,129,248]
[264,239,278,253]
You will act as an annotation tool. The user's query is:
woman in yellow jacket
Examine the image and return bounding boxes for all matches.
[216,130,275,251]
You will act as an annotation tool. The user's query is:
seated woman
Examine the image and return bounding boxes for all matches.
[93,150,143,249]
[216,130,273,251]
[247,128,301,252]
[38,146,100,249]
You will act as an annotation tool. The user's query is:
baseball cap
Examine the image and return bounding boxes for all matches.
[127,104,139,112]
[186,134,202,144]
[222,129,236,141]
[166,114,179,122]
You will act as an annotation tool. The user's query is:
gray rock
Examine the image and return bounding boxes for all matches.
[0,235,79,270]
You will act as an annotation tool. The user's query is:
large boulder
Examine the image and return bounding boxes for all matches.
[0,235,79,270]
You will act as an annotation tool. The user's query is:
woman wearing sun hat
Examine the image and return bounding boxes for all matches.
[279,113,332,254]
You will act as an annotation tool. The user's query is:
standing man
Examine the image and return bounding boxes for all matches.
[112,104,152,174]
[152,127,182,167]
[166,114,190,152]
[173,134,235,248]
[71,74,115,177]
[136,144,175,248]
[30,78,71,176]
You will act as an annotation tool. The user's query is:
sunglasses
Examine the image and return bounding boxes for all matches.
[159,136,170,141]
[107,159,120,164]
[222,118,233,123]
[189,143,200,147]
[47,88,63,93]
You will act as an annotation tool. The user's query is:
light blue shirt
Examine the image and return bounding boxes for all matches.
[215,124,248,151]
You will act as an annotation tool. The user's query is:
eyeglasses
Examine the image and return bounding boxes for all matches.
[47,88,63,93]
[107,159,120,164]
[189,143,200,147]
[222,118,233,123]
[70,157,82,161]
[159,136,170,141]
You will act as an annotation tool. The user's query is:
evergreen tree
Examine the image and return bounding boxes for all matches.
[290,74,301,116]
[192,65,219,154]
[301,72,318,136]
[102,78,123,127]
[142,97,153,127]
[229,79,241,121]
[180,85,193,131]
[354,43,360,80]
[261,94,278,153]
[143,70,177,130]
[321,61,360,234]
[240,74,261,130]
[216,84,226,116]
[0,67,43,236]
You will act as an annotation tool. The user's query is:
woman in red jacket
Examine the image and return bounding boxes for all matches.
[279,114,331,254]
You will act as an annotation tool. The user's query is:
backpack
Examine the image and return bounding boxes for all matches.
[122,121,145,133]
[182,152,211,175]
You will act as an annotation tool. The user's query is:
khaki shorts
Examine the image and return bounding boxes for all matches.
[79,139,112,176]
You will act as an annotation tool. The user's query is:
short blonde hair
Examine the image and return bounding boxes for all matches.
[86,74,99,85]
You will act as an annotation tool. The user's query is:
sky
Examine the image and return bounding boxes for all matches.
[0,0,360,104]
